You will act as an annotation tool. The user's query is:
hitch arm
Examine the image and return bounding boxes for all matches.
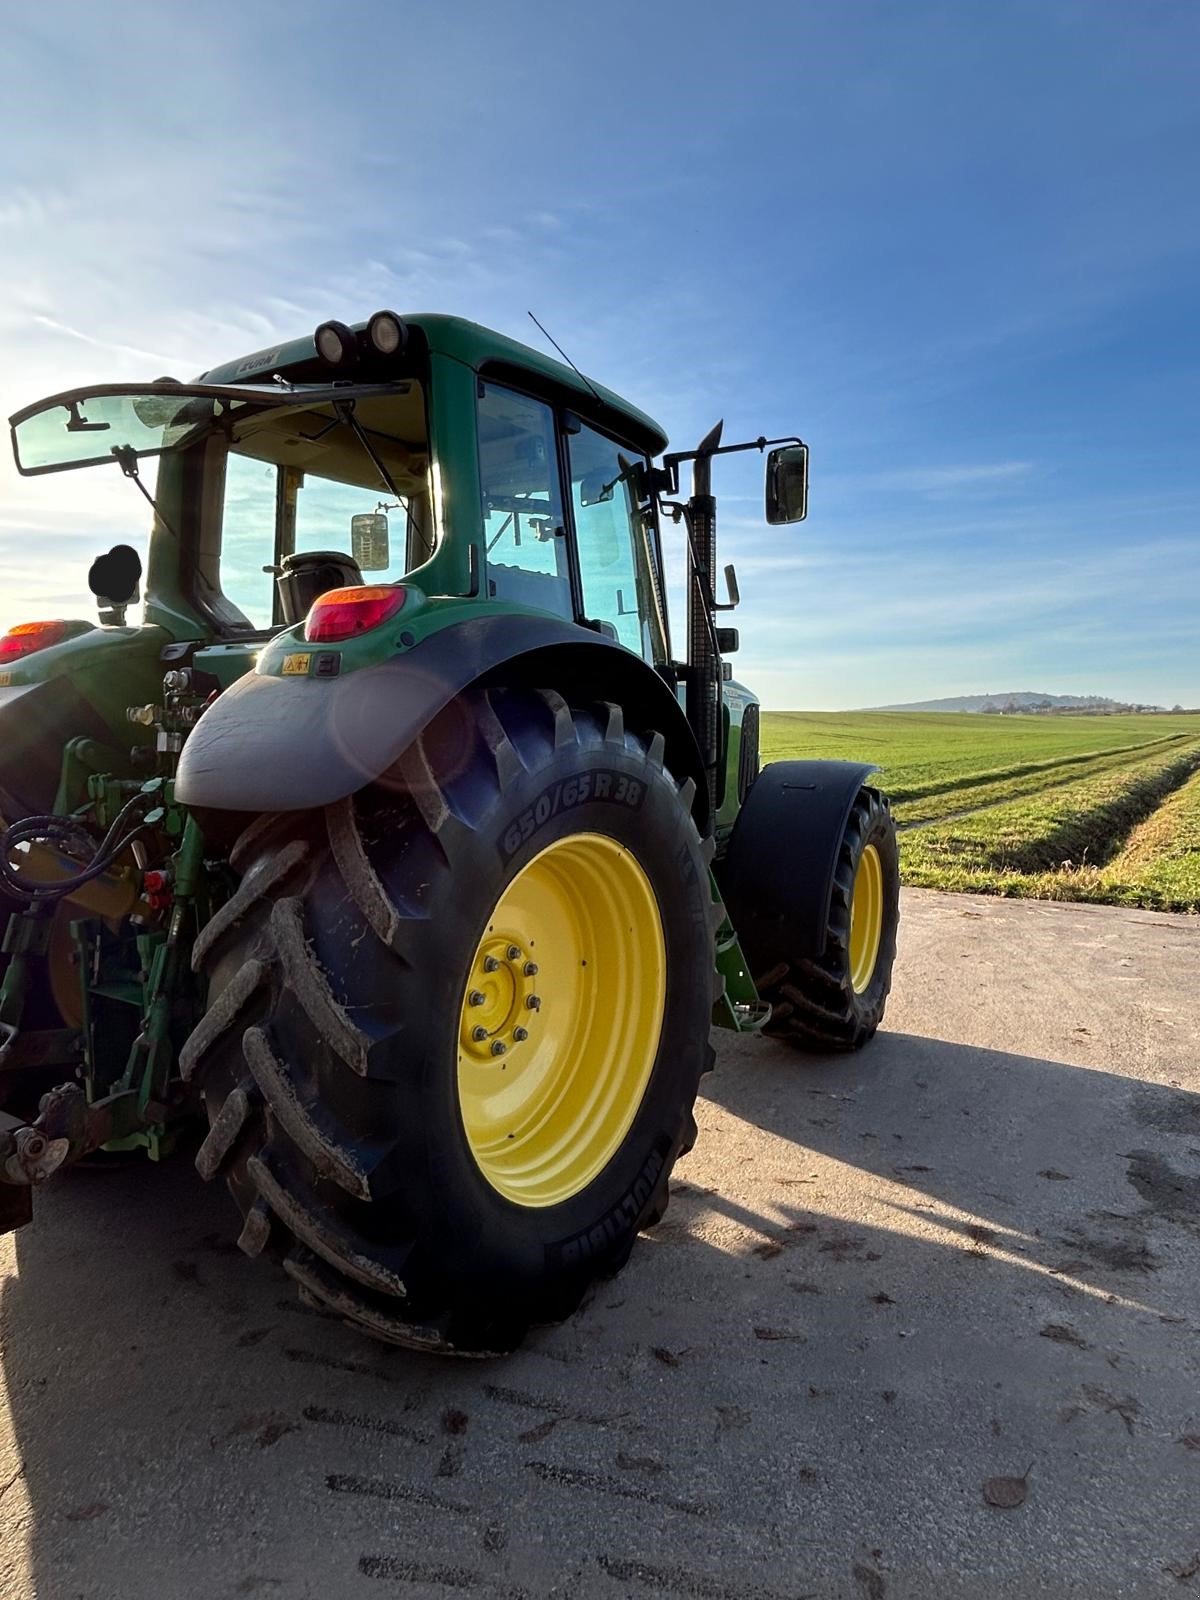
[0,1083,164,1190]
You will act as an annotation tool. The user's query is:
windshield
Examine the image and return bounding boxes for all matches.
[9,381,410,476]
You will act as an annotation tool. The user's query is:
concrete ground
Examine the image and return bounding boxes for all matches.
[1,888,1198,1600]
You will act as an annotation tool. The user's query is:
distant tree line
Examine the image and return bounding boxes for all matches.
[978,698,1172,715]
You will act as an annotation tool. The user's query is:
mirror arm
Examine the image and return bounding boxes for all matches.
[663,433,801,472]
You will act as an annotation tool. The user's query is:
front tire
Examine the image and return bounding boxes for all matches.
[180,687,716,1353]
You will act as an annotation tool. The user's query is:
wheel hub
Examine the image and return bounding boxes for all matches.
[459,937,540,1061]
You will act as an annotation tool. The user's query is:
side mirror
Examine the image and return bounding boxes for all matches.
[351,512,390,572]
[765,443,809,524]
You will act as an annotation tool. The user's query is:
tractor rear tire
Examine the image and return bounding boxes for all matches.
[747,787,899,1053]
[180,687,716,1354]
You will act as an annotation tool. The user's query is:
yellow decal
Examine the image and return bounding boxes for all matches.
[0,673,11,687]
[281,653,311,677]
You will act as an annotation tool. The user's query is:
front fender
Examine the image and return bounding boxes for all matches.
[716,759,879,962]
[175,614,709,831]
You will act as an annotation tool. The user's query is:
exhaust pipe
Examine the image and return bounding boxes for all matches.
[686,421,724,804]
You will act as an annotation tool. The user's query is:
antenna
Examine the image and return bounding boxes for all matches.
[527,311,603,405]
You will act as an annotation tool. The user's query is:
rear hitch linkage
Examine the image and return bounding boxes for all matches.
[0,1082,167,1188]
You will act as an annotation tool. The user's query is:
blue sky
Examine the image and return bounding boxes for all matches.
[1,0,1197,708]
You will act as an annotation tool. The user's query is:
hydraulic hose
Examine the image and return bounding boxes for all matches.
[0,794,154,903]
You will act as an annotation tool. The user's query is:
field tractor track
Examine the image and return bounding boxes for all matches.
[896,739,1200,834]
[887,730,1188,809]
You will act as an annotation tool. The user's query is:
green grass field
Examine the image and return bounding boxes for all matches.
[760,710,1200,911]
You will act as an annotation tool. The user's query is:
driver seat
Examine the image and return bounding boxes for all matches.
[275,550,363,626]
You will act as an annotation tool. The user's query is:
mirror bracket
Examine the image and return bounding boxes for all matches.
[713,563,740,612]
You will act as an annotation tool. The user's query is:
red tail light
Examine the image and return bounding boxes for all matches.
[304,585,407,643]
[0,620,72,664]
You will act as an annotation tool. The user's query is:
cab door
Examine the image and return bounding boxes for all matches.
[564,419,667,663]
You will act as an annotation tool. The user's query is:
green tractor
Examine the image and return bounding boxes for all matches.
[0,312,899,1353]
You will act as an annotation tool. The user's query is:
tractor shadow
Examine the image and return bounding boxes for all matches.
[1,1032,1198,1598]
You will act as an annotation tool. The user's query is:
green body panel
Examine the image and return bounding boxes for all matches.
[0,622,165,705]
[189,642,261,690]
[717,677,759,837]
[140,466,204,643]
[254,589,597,679]
[708,870,771,1033]
[0,626,167,815]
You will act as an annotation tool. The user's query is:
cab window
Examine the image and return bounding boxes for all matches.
[215,384,430,631]
[292,478,414,581]
[220,453,277,629]
[567,422,664,661]
[478,384,571,618]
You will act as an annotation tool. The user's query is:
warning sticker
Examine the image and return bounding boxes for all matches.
[281,653,311,676]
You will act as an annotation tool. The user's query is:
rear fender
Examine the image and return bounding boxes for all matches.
[717,760,878,962]
[174,615,710,833]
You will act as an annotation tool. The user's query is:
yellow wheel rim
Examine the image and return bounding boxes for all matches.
[457,833,666,1208]
[848,843,884,994]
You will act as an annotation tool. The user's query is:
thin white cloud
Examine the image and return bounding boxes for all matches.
[28,314,177,370]
[875,461,1037,493]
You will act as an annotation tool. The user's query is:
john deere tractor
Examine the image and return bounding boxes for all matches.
[0,312,899,1353]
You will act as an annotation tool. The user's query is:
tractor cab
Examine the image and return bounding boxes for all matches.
[9,313,683,663]
[9,311,809,818]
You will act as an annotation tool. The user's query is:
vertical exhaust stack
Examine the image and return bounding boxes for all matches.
[686,420,724,806]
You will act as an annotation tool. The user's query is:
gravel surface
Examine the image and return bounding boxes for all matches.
[1,888,1197,1600]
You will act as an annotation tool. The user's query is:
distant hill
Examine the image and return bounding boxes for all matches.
[867,692,1169,715]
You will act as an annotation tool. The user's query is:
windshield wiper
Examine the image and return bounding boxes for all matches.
[112,445,181,544]
[333,400,407,506]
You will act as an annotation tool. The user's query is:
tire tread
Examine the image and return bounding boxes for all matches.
[183,689,716,1354]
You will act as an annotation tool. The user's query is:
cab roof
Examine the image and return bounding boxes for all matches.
[199,312,669,457]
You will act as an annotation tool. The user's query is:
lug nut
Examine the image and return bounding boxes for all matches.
[468,990,486,1007]
[526,995,541,1011]
[513,1026,529,1042]
[471,1025,489,1042]
[491,1040,507,1057]
[523,961,539,977]
[506,945,522,961]
[483,955,500,972]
